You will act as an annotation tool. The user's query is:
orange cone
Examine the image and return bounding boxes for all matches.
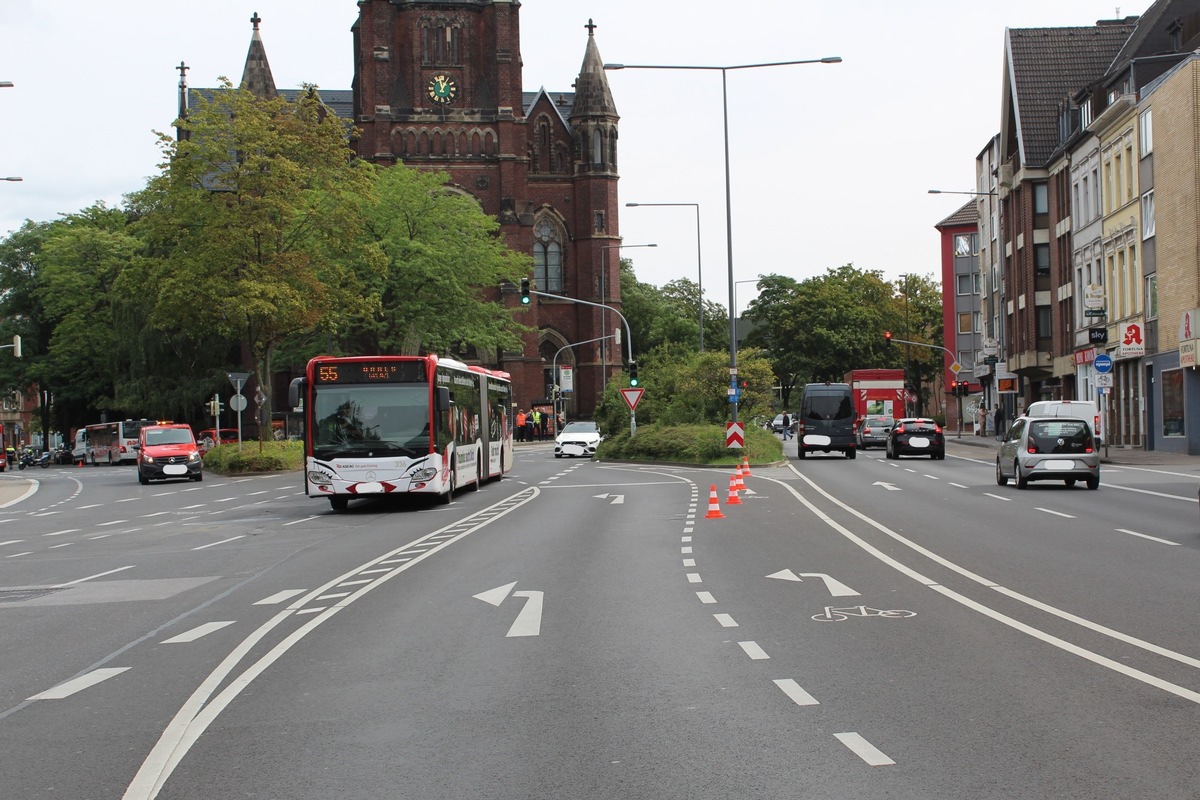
[734,464,746,492]
[741,455,752,477]
[704,485,725,519]
[726,473,742,505]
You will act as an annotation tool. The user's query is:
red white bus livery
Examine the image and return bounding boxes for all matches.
[289,354,513,511]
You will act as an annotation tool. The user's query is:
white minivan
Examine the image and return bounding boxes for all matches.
[1024,400,1102,445]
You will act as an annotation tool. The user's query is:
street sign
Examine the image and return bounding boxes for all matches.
[1084,309,1106,317]
[984,356,999,365]
[949,361,962,374]
[619,388,644,411]
[1093,353,1113,374]
[229,393,248,412]
[1094,373,1113,388]
[228,372,251,390]
[725,422,745,449]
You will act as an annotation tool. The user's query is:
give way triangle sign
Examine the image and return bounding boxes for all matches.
[619,388,645,411]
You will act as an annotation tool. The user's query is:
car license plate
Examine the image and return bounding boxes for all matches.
[803,435,831,446]
[908,437,929,448]
[163,464,188,476]
[1042,460,1075,471]
[561,444,586,456]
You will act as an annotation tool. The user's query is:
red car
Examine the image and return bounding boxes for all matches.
[195,428,239,454]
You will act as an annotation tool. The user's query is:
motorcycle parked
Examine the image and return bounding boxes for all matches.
[17,448,50,470]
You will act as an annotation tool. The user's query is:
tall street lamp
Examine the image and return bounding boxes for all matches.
[598,242,656,394]
[625,202,703,352]
[898,274,911,413]
[606,56,842,424]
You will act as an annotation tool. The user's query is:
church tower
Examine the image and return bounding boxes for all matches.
[351,1,622,418]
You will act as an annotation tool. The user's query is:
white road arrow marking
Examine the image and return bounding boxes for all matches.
[766,569,802,582]
[873,481,901,491]
[798,573,860,597]
[507,591,544,637]
[593,493,624,504]
[473,582,517,606]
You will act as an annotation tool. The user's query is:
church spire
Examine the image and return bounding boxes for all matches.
[240,11,277,99]
[569,18,617,119]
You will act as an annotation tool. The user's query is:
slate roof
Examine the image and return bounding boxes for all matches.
[935,200,979,229]
[1007,21,1136,167]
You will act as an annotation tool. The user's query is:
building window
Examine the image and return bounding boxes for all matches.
[954,234,971,257]
[1034,243,1050,275]
[956,274,973,295]
[1146,274,1157,321]
[422,22,460,65]
[1033,182,1049,215]
[1142,190,1155,239]
[1162,368,1184,437]
[532,218,564,293]
[1139,109,1153,157]
[1036,306,1051,338]
[958,313,973,334]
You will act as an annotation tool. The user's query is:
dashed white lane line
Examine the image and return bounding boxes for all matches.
[773,678,819,707]
[254,589,305,605]
[6,551,31,558]
[30,668,130,700]
[982,492,1011,501]
[1036,507,1075,518]
[686,573,702,583]
[738,641,770,660]
[1115,528,1181,545]
[696,592,717,604]
[949,483,968,489]
[834,732,894,766]
[683,559,696,567]
[161,621,236,644]
[43,529,79,537]
[0,539,23,546]
[191,536,245,551]
[96,519,129,527]
[713,613,738,628]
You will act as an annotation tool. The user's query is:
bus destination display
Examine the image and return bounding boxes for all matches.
[314,361,425,384]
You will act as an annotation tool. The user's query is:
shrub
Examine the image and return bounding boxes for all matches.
[203,439,304,473]
[596,422,782,465]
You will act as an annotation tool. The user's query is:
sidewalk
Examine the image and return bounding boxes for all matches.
[949,429,1200,468]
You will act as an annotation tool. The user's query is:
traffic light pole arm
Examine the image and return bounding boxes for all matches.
[888,335,955,363]
[529,289,634,364]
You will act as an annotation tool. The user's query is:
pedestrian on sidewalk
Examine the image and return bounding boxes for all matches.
[781,412,792,440]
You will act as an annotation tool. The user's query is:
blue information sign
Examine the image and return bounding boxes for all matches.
[1093,353,1113,374]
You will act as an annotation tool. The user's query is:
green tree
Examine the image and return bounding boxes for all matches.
[343,165,530,357]
[131,82,379,436]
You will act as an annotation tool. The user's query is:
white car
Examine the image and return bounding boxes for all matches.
[554,421,601,458]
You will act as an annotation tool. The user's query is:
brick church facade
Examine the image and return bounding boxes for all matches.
[193,3,624,420]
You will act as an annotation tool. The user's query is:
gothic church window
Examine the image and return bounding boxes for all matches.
[533,217,565,293]
[422,20,460,65]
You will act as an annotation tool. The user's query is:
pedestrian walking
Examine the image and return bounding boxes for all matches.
[976,405,987,437]
[516,409,527,442]
[781,412,792,440]
[993,405,1004,437]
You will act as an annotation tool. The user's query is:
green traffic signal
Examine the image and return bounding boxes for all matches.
[629,361,639,386]
[520,277,530,305]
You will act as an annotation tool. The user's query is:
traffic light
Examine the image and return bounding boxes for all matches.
[520,277,530,305]
[884,331,892,346]
[628,361,639,387]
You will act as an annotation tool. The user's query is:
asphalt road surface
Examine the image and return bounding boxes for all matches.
[1,441,1198,799]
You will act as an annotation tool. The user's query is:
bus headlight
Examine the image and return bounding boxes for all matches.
[411,467,438,481]
[307,471,333,485]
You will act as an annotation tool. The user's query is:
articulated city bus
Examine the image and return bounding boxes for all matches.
[289,355,513,511]
[84,419,159,465]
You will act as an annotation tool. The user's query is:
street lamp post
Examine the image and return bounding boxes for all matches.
[598,243,656,395]
[898,274,912,414]
[625,202,703,352]
[606,56,841,426]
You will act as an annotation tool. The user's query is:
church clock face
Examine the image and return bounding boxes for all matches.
[427,74,458,105]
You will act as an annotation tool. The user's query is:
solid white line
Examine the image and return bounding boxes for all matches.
[161,621,236,644]
[738,641,770,660]
[191,536,245,551]
[713,613,738,628]
[1114,528,1181,545]
[834,732,894,766]
[1104,483,1199,502]
[60,565,135,586]
[686,573,702,583]
[254,589,306,605]
[31,668,130,700]
[696,591,717,604]
[1036,508,1075,518]
[773,678,819,706]
[938,584,1200,703]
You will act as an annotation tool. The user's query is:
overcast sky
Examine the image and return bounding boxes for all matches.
[0,0,1149,313]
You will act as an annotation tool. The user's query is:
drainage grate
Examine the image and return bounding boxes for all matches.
[0,587,68,603]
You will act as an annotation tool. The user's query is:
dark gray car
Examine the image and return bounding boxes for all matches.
[797,383,856,459]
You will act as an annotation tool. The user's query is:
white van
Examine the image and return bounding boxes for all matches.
[1025,400,1102,445]
[70,429,88,465]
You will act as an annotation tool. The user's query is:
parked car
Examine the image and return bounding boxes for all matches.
[796,383,857,459]
[135,424,203,485]
[856,415,894,449]
[885,418,945,459]
[53,443,74,465]
[554,420,601,458]
[995,416,1099,489]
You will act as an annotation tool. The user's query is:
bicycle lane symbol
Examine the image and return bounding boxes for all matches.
[812,606,917,622]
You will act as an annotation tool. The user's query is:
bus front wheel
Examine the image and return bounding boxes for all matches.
[329,496,348,512]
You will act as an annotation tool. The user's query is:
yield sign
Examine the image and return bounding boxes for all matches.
[620,388,645,411]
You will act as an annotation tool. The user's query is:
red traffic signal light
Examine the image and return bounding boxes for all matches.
[884,331,893,345]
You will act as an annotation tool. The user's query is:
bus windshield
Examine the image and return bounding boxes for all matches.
[312,384,432,459]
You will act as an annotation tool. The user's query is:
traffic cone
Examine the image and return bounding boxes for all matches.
[726,473,742,505]
[741,455,752,477]
[734,464,746,492]
[704,485,725,519]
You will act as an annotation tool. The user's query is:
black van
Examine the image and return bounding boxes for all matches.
[797,382,857,459]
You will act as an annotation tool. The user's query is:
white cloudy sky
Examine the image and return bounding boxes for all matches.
[0,0,1148,313]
